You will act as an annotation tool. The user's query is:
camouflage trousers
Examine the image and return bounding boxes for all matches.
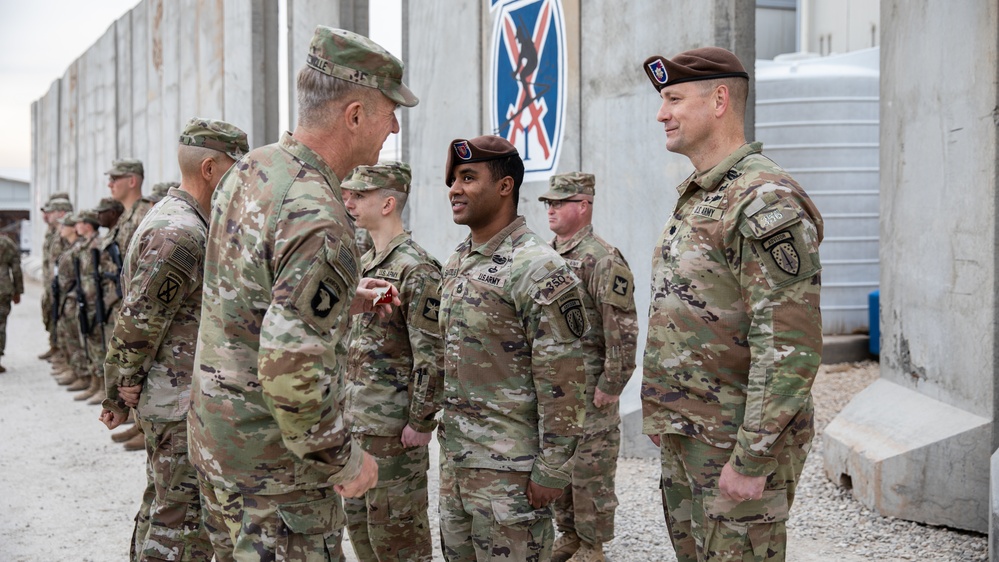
[200,481,347,562]
[41,285,53,339]
[439,460,554,562]
[56,299,86,371]
[131,418,213,561]
[131,448,155,562]
[0,297,9,357]
[344,435,432,562]
[553,425,620,545]
[85,321,106,378]
[657,418,813,562]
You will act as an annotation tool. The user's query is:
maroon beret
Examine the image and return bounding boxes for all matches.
[643,47,749,92]
[445,136,520,187]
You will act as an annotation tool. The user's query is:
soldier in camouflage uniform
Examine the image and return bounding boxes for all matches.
[438,135,589,562]
[54,215,87,386]
[148,181,179,204]
[75,209,108,402]
[39,193,72,362]
[0,233,23,372]
[640,48,824,562]
[60,211,101,392]
[99,118,248,562]
[102,158,153,448]
[188,26,418,562]
[340,162,443,562]
[537,172,639,562]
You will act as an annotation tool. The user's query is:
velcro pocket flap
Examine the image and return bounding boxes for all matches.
[277,495,346,534]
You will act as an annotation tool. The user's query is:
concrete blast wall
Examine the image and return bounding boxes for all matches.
[824,0,997,535]
[402,0,755,458]
[30,0,285,260]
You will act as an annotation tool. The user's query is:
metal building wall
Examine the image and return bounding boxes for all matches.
[29,0,281,259]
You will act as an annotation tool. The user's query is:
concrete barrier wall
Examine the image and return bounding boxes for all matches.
[30,0,280,259]
[403,0,756,457]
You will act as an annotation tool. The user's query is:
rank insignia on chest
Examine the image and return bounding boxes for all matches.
[311,281,339,318]
[423,298,440,321]
[762,231,800,276]
[155,270,183,306]
[613,275,629,296]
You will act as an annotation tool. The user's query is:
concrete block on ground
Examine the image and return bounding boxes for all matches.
[821,334,874,365]
[823,378,989,533]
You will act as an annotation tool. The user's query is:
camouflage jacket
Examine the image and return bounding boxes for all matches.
[100,197,152,312]
[56,238,84,304]
[42,224,57,282]
[642,142,824,478]
[0,236,22,299]
[346,232,444,436]
[47,229,69,285]
[439,216,588,489]
[552,225,638,434]
[102,189,208,422]
[190,132,364,495]
[76,232,101,310]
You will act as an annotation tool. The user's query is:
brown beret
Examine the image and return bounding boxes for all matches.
[445,136,520,187]
[643,47,748,92]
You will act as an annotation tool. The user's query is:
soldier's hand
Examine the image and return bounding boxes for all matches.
[526,481,562,509]
[98,408,128,430]
[593,388,619,408]
[334,451,379,498]
[351,278,400,317]
[648,434,661,447]
[119,384,142,408]
[12,294,19,304]
[718,461,766,503]
[400,424,433,447]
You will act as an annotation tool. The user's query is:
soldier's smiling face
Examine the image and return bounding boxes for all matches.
[656,81,715,157]
[448,161,509,238]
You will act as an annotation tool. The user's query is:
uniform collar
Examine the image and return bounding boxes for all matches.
[460,216,527,257]
[165,187,209,226]
[679,142,762,196]
[552,224,593,254]
[279,131,342,193]
[364,231,411,270]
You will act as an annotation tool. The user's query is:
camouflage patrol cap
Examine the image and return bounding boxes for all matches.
[305,26,419,108]
[94,197,125,214]
[179,118,249,161]
[77,209,100,227]
[43,197,74,212]
[105,158,145,177]
[342,161,412,194]
[643,47,749,92]
[150,181,179,200]
[538,172,596,201]
[61,213,79,226]
[445,136,520,187]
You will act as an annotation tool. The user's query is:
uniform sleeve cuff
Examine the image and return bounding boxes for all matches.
[596,375,625,397]
[408,418,438,434]
[732,436,778,477]
[530,458,573,489]
[324,439,366,486]
[101,398,128,416]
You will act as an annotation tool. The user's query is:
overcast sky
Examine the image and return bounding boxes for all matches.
[0,0,401,183]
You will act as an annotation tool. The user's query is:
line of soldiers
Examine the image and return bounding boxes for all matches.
[38,159,157,452]
[32,25,822,562]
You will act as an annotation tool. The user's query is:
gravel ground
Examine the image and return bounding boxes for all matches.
[0,281,988,561]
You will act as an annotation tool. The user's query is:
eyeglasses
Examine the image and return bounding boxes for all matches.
[543,199,587,210]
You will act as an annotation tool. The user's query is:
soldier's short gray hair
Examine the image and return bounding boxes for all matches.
[296,66,375,128]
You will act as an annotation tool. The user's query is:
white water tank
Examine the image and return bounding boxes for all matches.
[755,48,880,335]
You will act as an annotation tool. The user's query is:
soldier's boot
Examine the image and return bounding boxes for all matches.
[87,379,106,405]
[111,423,141,443]
[0,364,5,373]
[123,432,146,452]
[38,348,55,360]
[67,375,92,391]
[76,376,101,401]
[55,370,78,385]
[552,532,581,562]
[566,542,605,562]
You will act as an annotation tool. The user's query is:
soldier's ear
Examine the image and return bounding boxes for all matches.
[497,175,515,198]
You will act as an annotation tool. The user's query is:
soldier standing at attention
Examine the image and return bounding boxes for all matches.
[438,135,589,561]
[103,158,154,449]
[53,215,86,387]
[98,118,248,562]
[188,26,417,562]
[640,47,824,562]
[538,172,639,562]
[75,208,109,403]
[0,232,23,372]
[38,193,72,362]
[66,210,101,394]
[340,162,443,562]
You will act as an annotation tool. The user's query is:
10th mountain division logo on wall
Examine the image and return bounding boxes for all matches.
[491,0,566,183]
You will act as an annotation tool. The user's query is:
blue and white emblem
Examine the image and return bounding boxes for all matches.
[490,0,566,183]
[454,140,472,160]
[648,58,668,85]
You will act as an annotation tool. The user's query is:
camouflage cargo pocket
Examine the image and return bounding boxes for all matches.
[703,489,789,562]
[276,495,347,561]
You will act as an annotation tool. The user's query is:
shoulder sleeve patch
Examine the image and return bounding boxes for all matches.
[544,289,589,343]
[531,262,579,305]
[739,198,802,239]
[141,239,195,309]
[409,273,443,337]
[291,237,354,336]
[601,260,636,311]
